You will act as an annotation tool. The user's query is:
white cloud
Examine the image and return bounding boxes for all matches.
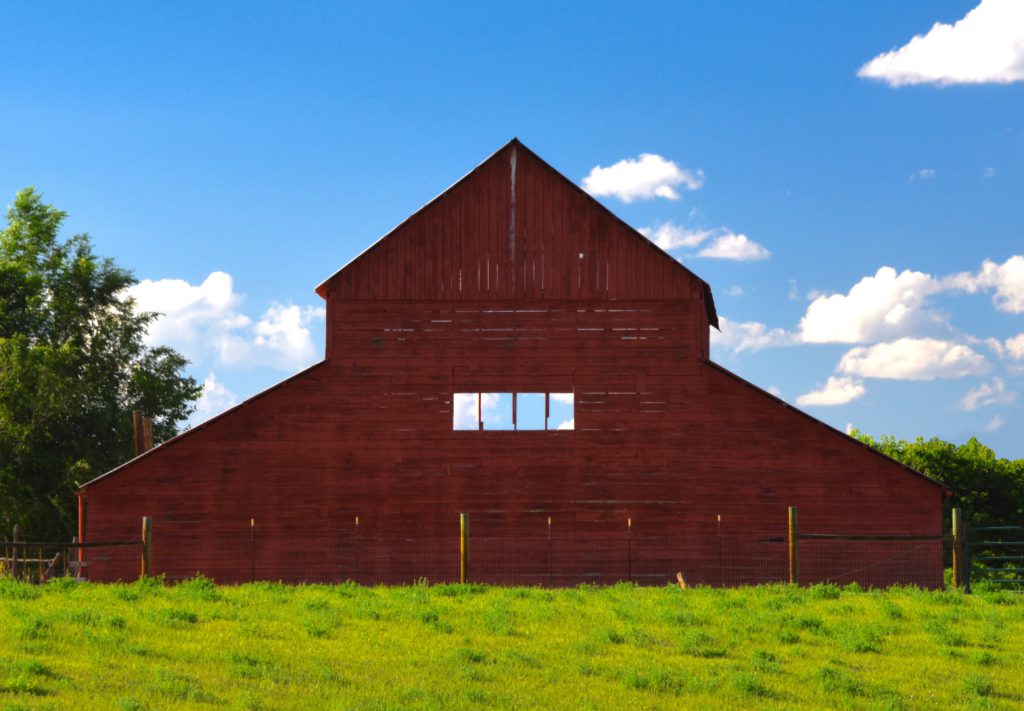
[858,0,1024,87]
[787,279,799,300]
[984,414,1006,432]
[982,166,997,178]
[582,154,703,202]
[910,168,937,181]
[945,255,1024,313]
[638,222,713,250]
[127,271,325,372]
[711,316,793,354]
[959,377,1015,411]
[837,338,988,381]
[767,386,783,398]
[796,376,866,407]
[640,223,768,262]
[798,267,942,344]
[1005,333,1024,360]
[193,373,239,421]
[724,286,744,297]
[697,233,770,261]
[453,392,500,430]
[556,417,575,431]
[551,393,574,405]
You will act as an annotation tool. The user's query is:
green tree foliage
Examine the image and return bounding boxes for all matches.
[1,188,202,539]
[852,431,1024,527]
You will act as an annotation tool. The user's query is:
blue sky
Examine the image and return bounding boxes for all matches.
[2,1,1023,455]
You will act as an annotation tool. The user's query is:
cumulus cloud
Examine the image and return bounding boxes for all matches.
[711,317,794,354]
[910,168,937,181]
[639,223,769,262]
[858,0,1024,87]
[724,286,744,297]
[796,376,866,407]
[959,377,1015,411]
[193,373,239,422]
[453,392,499,430]
[127,271,325,372]
[945,255,1024,313]
[798,267,943,344]
[1005,333,1024,360]
[697,233,771,261]
[582,153,703,202]
[638,222,713,250]
[837,338,988,381]
[556,417,575,431]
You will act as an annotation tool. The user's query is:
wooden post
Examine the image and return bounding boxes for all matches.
[951,508,964,590]
[547,516,552,582]
[354,516,360,583]
[787,507,799,585]
[142,416,154,452]
[250,518,256,583]
[627,517,633,583]
[140,516,152,578]
[716,513,722,587]
[12,524,21,580]
[459,513,470,584]
[77,492,85,568]
[132,410,145,456]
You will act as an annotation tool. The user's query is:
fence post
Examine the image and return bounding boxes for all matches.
[141,516,152,578]
[13,524,22,580]
[250,518,256,583]
[354,516,360,583]
[788,507,799,585]
[951,508,964,590]
[627,517,633,583]
[459,513,470,584]
[547,516,552,582]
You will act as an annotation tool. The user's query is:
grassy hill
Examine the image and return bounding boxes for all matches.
[1,578,1022,709]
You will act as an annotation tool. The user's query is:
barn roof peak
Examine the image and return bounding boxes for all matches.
[315,138,718,327]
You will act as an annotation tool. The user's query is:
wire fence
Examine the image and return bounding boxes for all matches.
[52,530,946,589]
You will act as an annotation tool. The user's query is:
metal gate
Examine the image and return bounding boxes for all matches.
[966,524,1024,592]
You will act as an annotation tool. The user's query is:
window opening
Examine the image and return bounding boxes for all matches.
[516,393,546,430]
[480,393,513,430]
[452,391,574,431]
[550,393,574,430]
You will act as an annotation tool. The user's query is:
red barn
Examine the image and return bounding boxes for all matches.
[79,140,946,587]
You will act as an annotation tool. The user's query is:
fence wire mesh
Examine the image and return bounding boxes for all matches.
[63,528,948,589]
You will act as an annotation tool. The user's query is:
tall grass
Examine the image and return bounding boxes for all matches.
[0,577,1022,709]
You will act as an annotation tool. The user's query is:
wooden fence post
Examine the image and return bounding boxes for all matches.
[627,517,633,583]
[354,516,360,583]
[459,513,470,584]
[788,507,799,585]
[250,518,256,583]
[141,516,152,578]
[547,516,553,582]
[12,524,21,580]
[951,508,964,590]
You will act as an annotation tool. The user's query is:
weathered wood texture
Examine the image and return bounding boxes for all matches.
[80,141,944,587]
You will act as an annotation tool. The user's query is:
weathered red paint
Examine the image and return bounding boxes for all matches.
[80,140,945,587]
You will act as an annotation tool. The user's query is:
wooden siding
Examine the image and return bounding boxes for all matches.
[80,140,943,587]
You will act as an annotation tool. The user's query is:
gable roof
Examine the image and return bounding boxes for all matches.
[316,138,719,328]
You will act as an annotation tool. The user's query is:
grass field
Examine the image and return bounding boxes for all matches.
[1,577,1023,710]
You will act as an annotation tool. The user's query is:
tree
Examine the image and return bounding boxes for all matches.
[1,188,202,539]
[851,431,1024,528]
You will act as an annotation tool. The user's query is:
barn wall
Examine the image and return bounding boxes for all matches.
[83,297,942,585]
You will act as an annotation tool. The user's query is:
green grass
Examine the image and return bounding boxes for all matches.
[1,578,1022,709]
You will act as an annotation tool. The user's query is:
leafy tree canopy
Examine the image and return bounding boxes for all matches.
[852,431,1024,528]
[1,188,201,539]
